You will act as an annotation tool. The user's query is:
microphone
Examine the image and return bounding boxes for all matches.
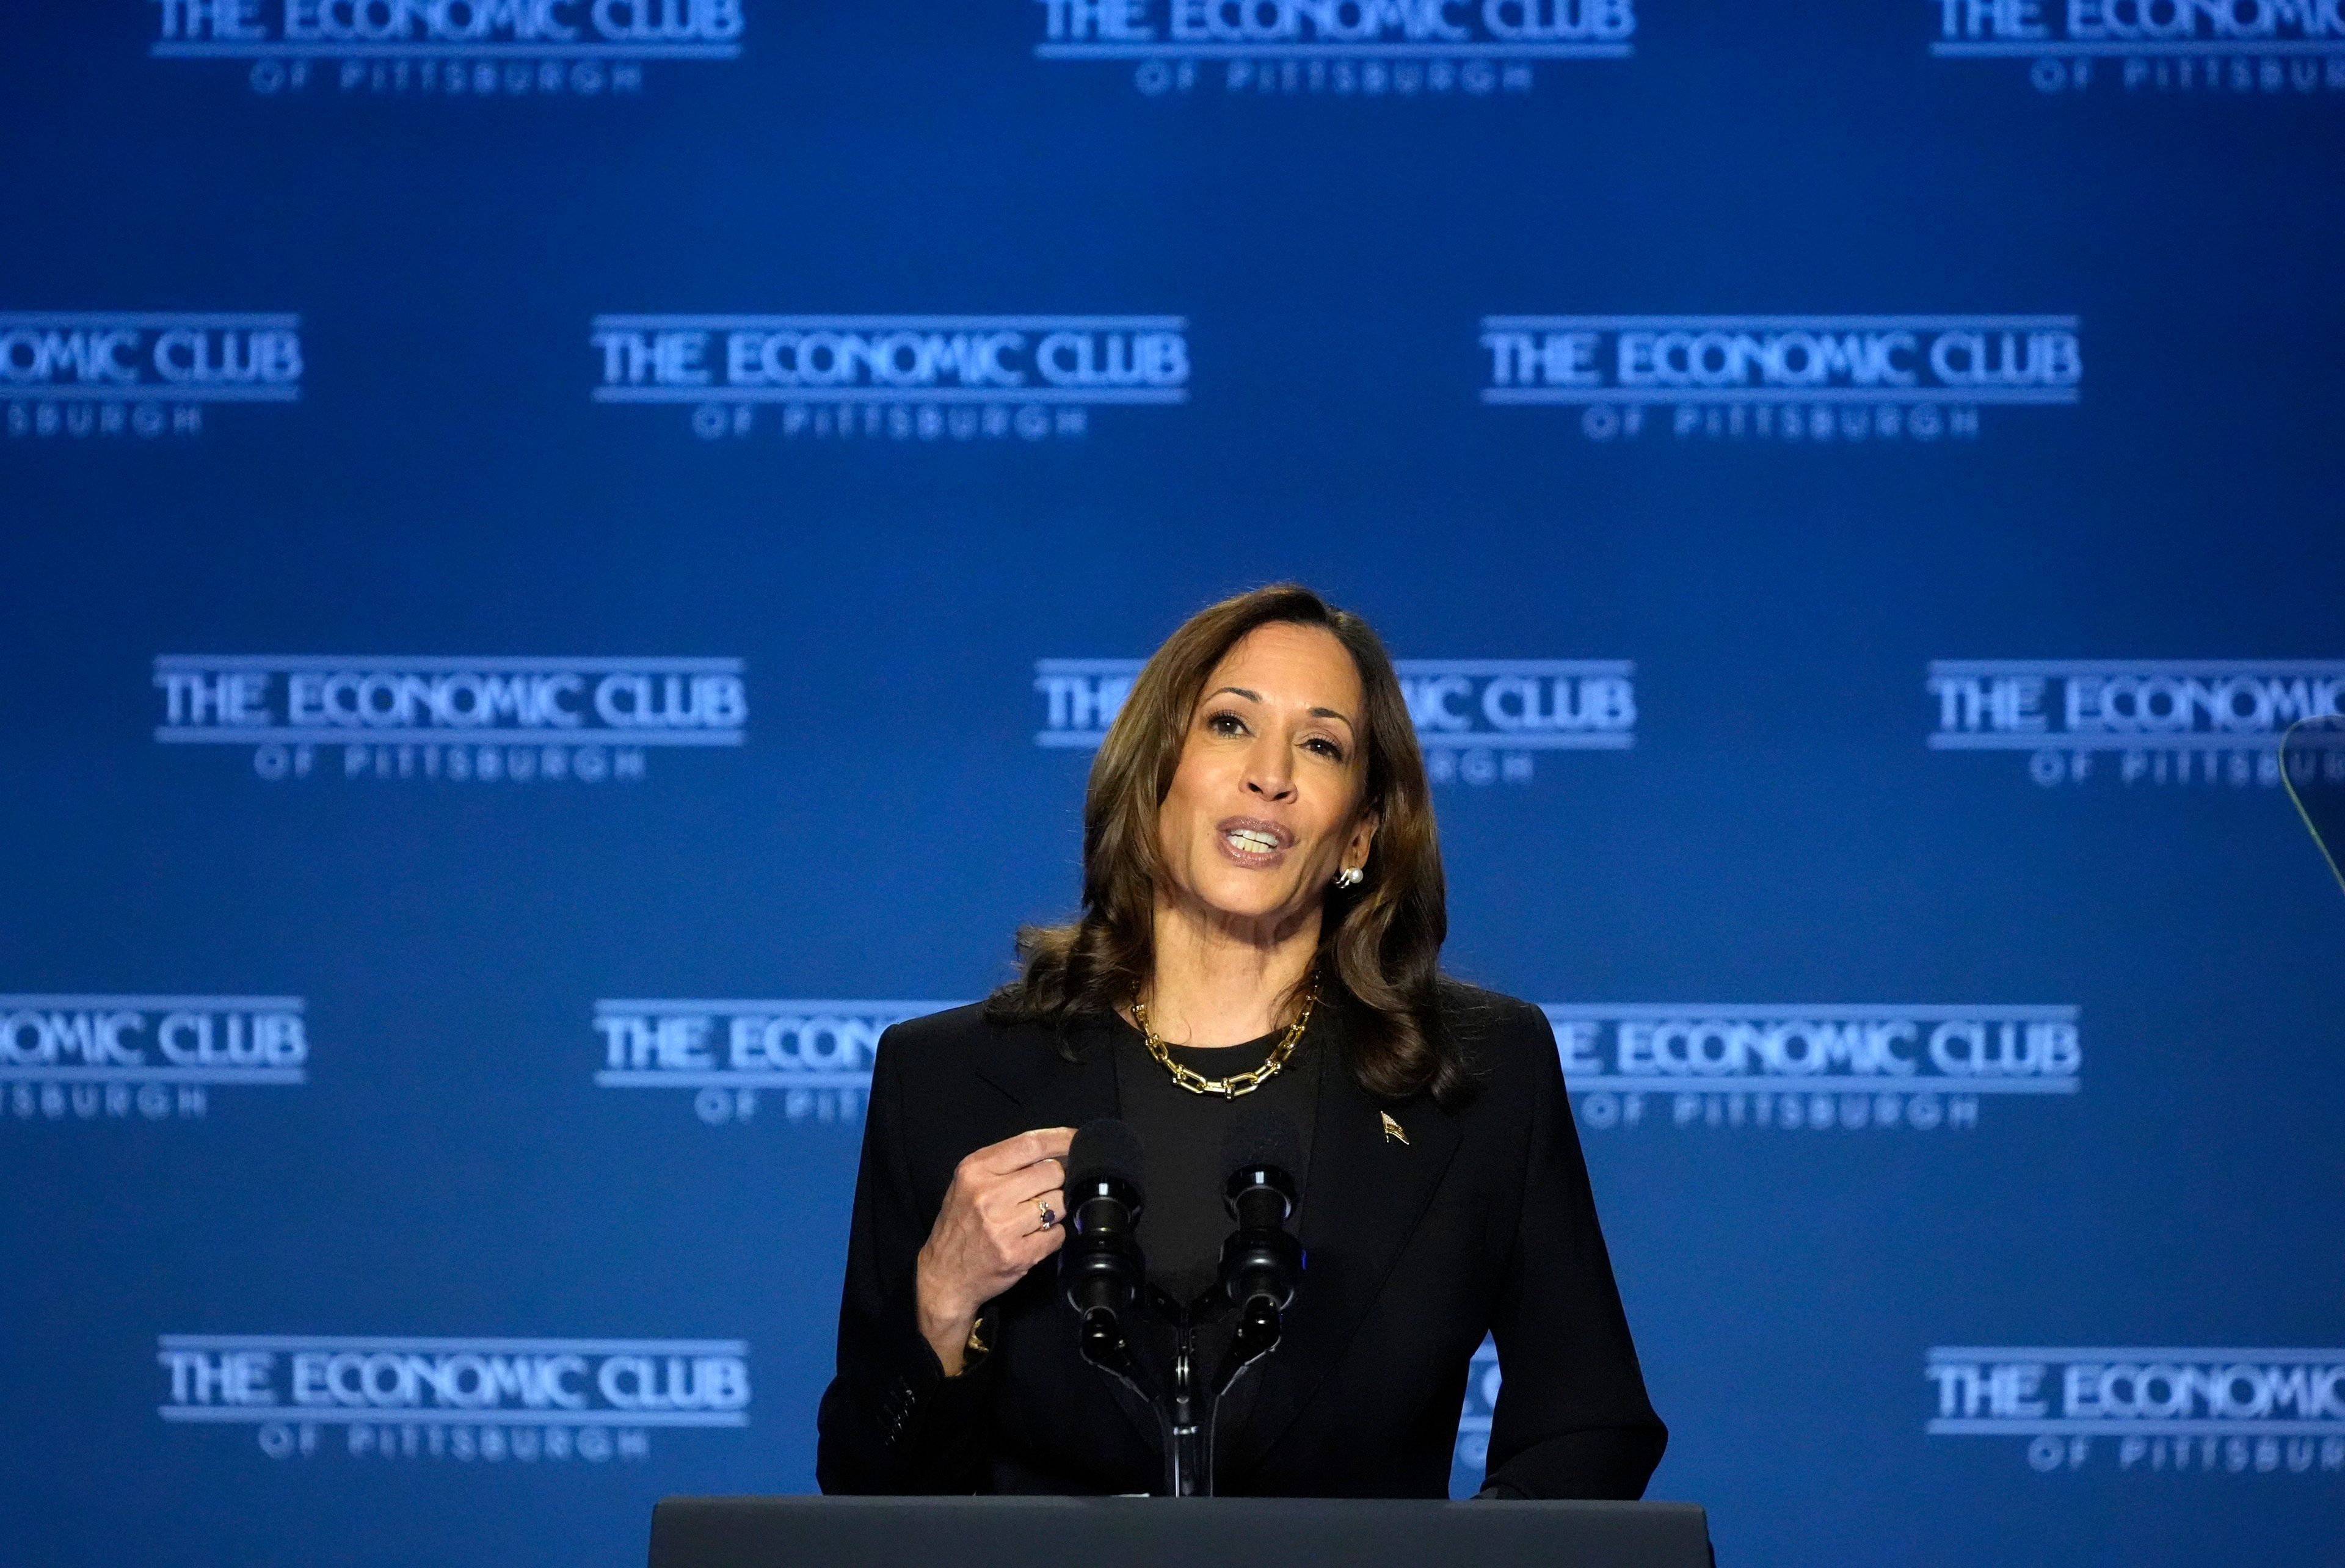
[1216,1111,1303,1319]
[1060,1118,1147,1340]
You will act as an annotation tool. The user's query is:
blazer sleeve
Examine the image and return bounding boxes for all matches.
[815,1025,997,1493]
[1480,1004,1668,1500]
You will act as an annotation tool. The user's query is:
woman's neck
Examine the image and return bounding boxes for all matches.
[1140,893,1322,1047]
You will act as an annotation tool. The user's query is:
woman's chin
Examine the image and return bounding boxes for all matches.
[1188,883,1314,932]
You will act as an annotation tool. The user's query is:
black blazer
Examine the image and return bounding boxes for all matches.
[815,984,1665,1498]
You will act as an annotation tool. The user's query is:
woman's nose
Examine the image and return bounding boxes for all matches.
[1244,738,1296,802]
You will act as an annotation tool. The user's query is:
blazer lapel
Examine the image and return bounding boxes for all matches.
[1228,1005,1466,1472]
[972,1017,1162,1456]
[973,1016,1121,1133]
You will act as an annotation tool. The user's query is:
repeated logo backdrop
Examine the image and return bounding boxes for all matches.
[4,5,2341,1566]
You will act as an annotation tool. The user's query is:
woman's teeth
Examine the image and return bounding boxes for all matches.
[1225,829,1279,854]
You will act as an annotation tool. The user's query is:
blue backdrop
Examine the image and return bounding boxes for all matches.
[5,4,2343,1564]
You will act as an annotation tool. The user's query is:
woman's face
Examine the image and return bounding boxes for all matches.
[1155,621,1378,936]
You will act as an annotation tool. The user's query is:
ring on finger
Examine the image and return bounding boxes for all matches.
[1034,1197,1058,1232]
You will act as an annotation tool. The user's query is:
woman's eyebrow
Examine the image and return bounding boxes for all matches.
[1206,686,1262,703]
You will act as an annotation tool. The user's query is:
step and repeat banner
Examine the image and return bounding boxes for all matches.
[4,5,2342,1566]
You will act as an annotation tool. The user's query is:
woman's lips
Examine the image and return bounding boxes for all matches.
[1215,816,1293,869]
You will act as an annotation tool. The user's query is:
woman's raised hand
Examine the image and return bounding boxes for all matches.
[914,1127,1074,1375]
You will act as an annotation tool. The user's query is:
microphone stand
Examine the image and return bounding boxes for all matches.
[1072,1305,1182,1488]
[1152,1284,1285,1496]
[1078,1293,1287,1497]
[1169,1323,1202,1497]
[1199,1298,1282,1495]
[1147,1286,1210,1497]
[1067,1160,1297,1497]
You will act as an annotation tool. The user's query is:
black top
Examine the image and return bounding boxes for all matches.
[1111,1019,1321,1394]
[1113,1019,1320,1301]
[815,982,1667,1499]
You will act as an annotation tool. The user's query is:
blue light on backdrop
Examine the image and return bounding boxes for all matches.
[4,4,2343,1564]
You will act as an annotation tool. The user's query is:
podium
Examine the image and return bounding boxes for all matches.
[648,1495,1714,1568]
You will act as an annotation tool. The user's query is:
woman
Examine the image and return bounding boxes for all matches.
[816,584,1664,1498]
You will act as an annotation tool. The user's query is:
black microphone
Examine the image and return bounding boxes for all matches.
[1216,1111,1303,1318]
[1060,1118,1147,1337]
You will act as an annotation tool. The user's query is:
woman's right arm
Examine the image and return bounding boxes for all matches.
[815,1028,1068,1494]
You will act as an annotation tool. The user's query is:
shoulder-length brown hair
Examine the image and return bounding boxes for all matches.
[986,584,1471,1108]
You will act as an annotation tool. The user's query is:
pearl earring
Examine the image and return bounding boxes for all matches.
[1333,866,1364,889]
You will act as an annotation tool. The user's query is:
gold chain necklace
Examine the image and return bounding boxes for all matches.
[1130,985,1317,1099]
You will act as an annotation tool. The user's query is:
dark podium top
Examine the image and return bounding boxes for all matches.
[649,1495,1713,1568]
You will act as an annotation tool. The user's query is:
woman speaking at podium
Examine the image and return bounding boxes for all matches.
[816,585,1664,1498]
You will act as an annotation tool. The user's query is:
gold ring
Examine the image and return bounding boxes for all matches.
[1036,1199,1058,1231]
